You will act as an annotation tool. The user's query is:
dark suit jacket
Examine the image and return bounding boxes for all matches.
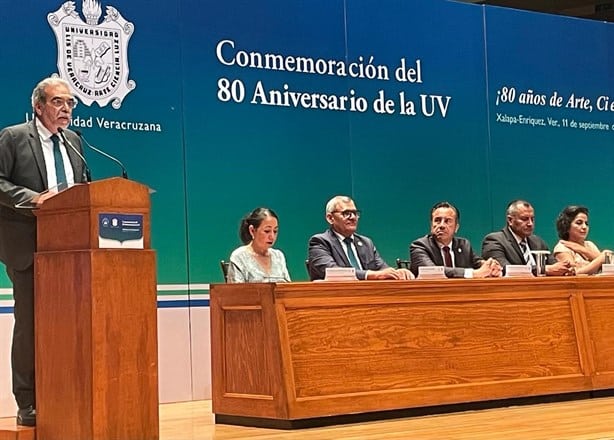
[0,120,85,270]
[481,227,555,273]
[308,228,389,280]
[409,234,483,278]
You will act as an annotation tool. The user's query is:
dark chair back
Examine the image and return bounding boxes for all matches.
[396,258,411,270]
[220,260,230,282]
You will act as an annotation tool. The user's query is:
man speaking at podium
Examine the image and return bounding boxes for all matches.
[0,77,86,426]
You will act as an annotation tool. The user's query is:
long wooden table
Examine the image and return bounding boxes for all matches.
[210,278,614,426]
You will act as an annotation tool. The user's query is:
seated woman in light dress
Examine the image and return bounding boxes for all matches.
[553,205,610,275]
[227,207,291,283]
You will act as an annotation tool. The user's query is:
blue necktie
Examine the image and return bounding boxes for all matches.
[343,237,360,269]
[51,134,67,190]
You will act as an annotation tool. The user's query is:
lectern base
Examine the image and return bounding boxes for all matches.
[0,418,34,440]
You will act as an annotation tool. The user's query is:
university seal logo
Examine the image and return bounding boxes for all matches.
[48,0,136,109]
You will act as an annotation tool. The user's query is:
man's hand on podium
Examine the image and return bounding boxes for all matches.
[33,190,58,206]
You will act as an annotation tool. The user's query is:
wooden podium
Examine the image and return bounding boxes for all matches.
[33,178,159,440]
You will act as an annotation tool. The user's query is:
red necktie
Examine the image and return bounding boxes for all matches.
[442,246,453,267]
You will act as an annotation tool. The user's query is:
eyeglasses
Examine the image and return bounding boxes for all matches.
[332,209,361,219]
[47,97,78,109]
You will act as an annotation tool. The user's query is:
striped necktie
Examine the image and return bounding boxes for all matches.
[519,240,531,264]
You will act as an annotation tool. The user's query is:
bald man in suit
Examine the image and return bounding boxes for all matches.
[0,77,86,426]
[308,195,413,281]
[481,200,573,276]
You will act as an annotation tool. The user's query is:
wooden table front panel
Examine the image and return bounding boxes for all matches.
[210,284,289,419]
[284,298,581,393]
[211,278,612,421]
[577,279,614,388]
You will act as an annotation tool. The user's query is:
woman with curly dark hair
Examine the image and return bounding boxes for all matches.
[553,205,610,275]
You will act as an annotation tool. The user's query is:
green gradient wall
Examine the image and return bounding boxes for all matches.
[0,0,613,289]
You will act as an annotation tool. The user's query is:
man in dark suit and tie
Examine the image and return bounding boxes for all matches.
[308,195,414,281]
[481,200,572,276]
[0,77,86,426]
[410,201,501,278]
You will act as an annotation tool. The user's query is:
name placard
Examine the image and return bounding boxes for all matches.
[505,265,533,277]
[325,267,357,281]
[601,264,614,276]
[417,266,446,280]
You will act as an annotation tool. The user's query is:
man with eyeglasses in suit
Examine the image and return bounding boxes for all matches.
[0,76,87,426]
[308,195,414,281]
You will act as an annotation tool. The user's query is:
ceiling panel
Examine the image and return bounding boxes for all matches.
[456,0,614,21]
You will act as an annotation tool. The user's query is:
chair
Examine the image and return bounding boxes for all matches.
[396,258,411,270]
[220,260,230,282]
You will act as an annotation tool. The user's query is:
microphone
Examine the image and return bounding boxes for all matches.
[56,127,92,183]
[75,130,128,179]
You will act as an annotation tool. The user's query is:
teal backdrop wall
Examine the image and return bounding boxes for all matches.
[0,0,613,293]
